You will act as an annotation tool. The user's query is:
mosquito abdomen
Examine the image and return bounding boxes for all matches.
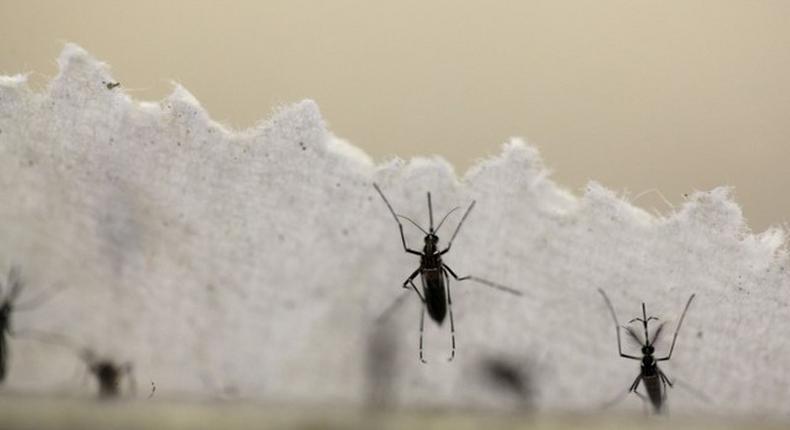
[644,374,664,413]
[423,273,447,324]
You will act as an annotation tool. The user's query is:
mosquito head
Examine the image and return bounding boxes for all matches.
[92,361,121,380]
[92,360,123,398]
[424,233,439,254]
[641,345,655,356]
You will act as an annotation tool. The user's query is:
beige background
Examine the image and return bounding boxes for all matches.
[1,0,788,230]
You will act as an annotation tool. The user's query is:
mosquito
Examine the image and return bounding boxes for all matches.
[80,348,136,399]
[37,334,142,400]
[373,183,522,363]
[0,266,67,383]
[598,289,695,413]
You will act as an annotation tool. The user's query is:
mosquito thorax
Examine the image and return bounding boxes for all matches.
[93,361,115,376]
[93,362,121,390]
[423,234,439,254]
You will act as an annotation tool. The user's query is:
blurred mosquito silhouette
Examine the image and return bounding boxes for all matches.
[598,289,696,414]
[0,266,67,383]
[79,348,137,399]
[35,333,144,400]
[373,184,522,363]
[479,356,534,408]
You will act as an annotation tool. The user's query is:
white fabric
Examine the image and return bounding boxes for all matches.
[0,44,787,415]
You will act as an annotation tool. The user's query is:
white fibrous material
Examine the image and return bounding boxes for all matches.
[1,44,789,415]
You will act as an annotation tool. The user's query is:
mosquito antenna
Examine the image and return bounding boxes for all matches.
[658,294,696,361]
[427,192,434,233]
[447,201,476,249]
[434,207,461,234]
[598,289,625,356]
[396,215,429,235]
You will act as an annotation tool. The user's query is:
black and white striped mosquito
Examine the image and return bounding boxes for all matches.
[373,184,522,363]
[598,289,696,413]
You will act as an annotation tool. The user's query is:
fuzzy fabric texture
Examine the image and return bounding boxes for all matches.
[0,44,788,416]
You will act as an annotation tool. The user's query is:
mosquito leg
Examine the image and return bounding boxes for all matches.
[407,280,425,303]
[603,377,649,414]
[403,268,420,290]
[629,384,651,415]
[443,264,522,296]
[673,378,711,403]
[445,270,456,362]
[598,289,642,360]
[427,192,434,232]
[629,373,642,392]
[419,305,427,364]
[632,390,650,415]
[373,183,423,256]
[439,200,476,255]
[400,267,426,302]
[658,368,674,388]
[655,370,670,403]
[657,294,696,361]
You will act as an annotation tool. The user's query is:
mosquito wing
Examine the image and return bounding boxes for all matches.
[623,325,644,347]
[650,322,667,347]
